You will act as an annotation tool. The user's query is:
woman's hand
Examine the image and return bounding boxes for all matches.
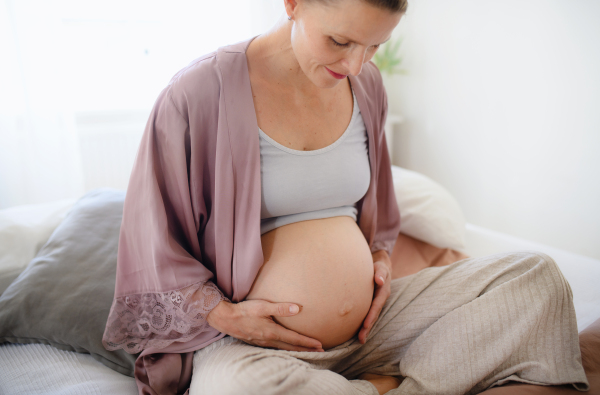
[357,373,403,395]
[358,250,393,344]
[206,299,324,352]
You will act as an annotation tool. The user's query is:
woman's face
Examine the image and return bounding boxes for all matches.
[286,0,403,88]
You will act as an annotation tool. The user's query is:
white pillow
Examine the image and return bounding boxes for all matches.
[0,198,78,272]
[391,165,467,252]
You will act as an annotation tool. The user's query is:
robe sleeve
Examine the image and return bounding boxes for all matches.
[102,84,229,355]
[369,79,402,257]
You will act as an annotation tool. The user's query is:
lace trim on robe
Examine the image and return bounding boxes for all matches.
[102,280,228,354]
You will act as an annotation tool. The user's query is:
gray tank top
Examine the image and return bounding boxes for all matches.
[259,88,371,235]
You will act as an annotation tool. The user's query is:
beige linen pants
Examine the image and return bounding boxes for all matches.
[189,251,590,395]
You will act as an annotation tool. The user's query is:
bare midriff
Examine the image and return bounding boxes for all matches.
[245,216,375,350]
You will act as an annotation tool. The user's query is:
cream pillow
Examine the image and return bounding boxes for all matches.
[391,165,467,253]
[0,199,77,293]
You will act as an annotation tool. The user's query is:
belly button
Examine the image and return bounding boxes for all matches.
[338,301,354,316]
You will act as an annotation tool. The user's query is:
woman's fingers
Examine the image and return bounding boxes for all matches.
[358,268,392,343]
[373,259,391,284]
[374,264,389,285]
[237,299,322,350]
[271,323,323,350]
[369,286,389,322]
[361,293,385,330]
[268,302,303,317]
[247,322,323,351]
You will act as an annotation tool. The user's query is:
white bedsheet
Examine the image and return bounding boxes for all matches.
[0,342,138,395]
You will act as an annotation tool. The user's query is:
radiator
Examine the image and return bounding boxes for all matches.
[75,111,149,192]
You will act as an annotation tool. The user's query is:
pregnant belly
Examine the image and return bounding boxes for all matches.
[245,216,375,350]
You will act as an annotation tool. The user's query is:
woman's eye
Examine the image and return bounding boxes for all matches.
[331,38,349,47]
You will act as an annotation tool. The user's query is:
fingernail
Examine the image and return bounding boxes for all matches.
[378,275,384,283]
[289,305,299,314]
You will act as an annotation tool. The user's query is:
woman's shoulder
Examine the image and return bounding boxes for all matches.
[171,50,220,85]
[162,38,252,119]
[163,50,222,118]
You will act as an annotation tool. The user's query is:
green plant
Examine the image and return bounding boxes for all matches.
[372,36,407,76]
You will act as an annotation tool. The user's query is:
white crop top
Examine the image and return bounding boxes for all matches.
[259,88,371,235]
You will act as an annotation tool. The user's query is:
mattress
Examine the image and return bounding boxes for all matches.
[1,206,599,394]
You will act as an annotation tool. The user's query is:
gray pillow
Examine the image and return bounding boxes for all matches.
[0,267,24,296]
[0,188,138,377]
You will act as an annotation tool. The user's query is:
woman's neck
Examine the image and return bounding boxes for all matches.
[247,12,324,98]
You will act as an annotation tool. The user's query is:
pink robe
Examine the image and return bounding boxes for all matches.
[102,34,401,395]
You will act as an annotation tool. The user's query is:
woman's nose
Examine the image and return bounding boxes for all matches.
[345,48,367,76]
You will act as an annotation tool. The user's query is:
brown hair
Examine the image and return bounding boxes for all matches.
[362,0,407,13]
[305,0,407,13]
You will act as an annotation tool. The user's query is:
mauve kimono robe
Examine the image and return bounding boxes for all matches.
[102,35,401,395]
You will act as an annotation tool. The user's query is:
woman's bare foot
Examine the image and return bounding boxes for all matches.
[357,372,404,394]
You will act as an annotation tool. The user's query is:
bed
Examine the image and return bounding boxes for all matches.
[1,165,598,395]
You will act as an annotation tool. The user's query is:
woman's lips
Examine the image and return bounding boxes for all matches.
[325,67,347,79]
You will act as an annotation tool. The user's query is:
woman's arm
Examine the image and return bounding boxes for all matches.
[102,84,225,354]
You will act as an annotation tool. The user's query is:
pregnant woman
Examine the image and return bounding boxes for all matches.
[102,0,589,394]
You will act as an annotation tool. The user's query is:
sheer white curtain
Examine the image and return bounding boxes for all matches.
[0,0,283,210]
[0,0,85,209]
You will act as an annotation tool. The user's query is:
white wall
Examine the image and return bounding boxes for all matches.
[0,0,265,208]
[385,0,600,259]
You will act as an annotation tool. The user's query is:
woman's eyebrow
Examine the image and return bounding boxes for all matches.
[336,35,392,46]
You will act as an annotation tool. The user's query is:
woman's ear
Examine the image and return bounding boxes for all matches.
[284,0,300,19]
